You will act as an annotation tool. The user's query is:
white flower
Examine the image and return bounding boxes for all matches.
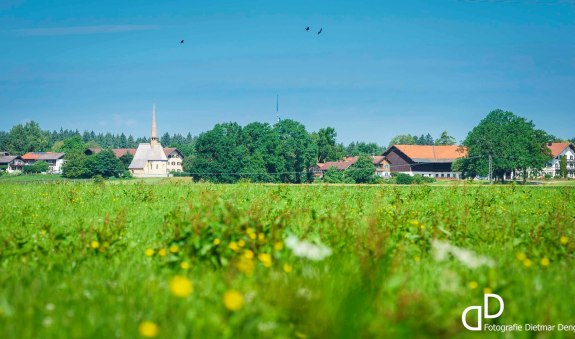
[285,235,332,261]
[431,240,495,269]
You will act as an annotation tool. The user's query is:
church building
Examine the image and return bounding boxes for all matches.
[129,105,169,177]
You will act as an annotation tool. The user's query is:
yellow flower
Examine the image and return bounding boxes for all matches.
[169,245,179,253]
[158,248,167,257]
[180,262,190,270]
[213,238,221,245]
[516,252,526,261]
[223,290,244,311]
[169,276,193,298]
[90,240,100,249]
[283,263,292,273]
[145,248,155,257]
[258,253,272,268]
[468,281,478,289]
[414,256,421,262]
[236,257,255,276]
[274,242,283,251]
[40,229,47,235]
[483,287,492,295]
[243,250,254,259]
[138,321,159,338]
[246,227,254,234]
[249,233,257,240]
[238,239,246,248]
[229,242,239,251]
[560,236,568,245]
[258,233,265,242]
[523,259,532,268]
[540,257,550,267]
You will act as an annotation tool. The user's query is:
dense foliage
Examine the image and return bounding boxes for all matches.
[0,182,574,338]
[458,109,552,182]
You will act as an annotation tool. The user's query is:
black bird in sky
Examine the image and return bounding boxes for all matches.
[180,40,184,44]
[317,28,322,35]
[305,26,310,31]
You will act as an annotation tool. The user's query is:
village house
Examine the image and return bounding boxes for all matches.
[312,156,391,179]
[382,144,467,179]
[542,142,575,178]
[21,152,66,174]
[85,146,184,174]
[0,155,25,173]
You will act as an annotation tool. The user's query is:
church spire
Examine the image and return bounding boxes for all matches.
[151,104,159,146]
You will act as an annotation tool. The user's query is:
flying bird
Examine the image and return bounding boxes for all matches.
[305,26,310,31]
[180,40,184,44]
[317,28,322,35]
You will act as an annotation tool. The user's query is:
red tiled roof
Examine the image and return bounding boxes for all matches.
[113,148,137,158]
[21,152,65,160]
[390,145,467,162]
[317,155,388,171]
[547,142,574,157]
[163,148,177,156]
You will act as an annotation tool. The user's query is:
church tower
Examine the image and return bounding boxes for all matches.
[151,104,159,146]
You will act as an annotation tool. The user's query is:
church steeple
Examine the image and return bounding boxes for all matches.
[151,104,159,146]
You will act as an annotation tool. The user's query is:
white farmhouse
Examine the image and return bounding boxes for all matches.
[542,142,575,178]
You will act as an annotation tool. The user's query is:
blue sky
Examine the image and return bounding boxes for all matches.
[1,0,574,145]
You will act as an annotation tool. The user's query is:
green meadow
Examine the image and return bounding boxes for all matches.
[1,181,574,338]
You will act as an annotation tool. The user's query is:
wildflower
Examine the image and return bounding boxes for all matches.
[523,259,532,268]
[246,227,254,235]
[169,276,193,298]
[158,248,167,257]
[560,236,568,245]
[236,257,255,276]
[229,242,239,251]
[138,321,159,338]
[223,290,244,311]
[238,239,246,248]
[249,232,257,240]
[213,238,221,245]
[283,263,292,273]
[243,250,254,259]
[40,229,47,235]
[414,256,421,262]
[516,252,526,261]
[258,253,272,268]
[169,245,179,253]
[431,240,494,269]
[285,235,332,261]
[483,287,492,295]
[90,241,100,249]
[145,248,155,257]
[274,242,283,251]
[180,262,190,270]
[540,257,550,267]
[468,281,478,289]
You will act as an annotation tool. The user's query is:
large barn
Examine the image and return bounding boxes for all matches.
[383,144,467,179]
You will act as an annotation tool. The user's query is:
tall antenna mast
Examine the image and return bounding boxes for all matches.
[276,94,280,123]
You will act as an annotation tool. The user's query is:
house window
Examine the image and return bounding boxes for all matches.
[447,173,450,178]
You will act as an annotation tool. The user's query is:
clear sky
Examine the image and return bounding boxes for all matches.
[1,0,574,145]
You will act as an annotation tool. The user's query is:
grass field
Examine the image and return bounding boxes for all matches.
[0,181,574,338]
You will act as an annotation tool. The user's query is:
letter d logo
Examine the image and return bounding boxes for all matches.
[462,305,482,331]
[462,294,504,331]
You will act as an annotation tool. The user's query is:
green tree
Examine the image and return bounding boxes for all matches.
[53,135,86,154]
[388,134,416,148]
[63,154,91,178]
[313,127,345,163]
[189,123,248,183]
[560,155,567,178]
[6,121,49,154]
[119,153,134,170]
[92,150,125,178]
[274,119,318,183]
[322,166,349,183]
[23,161,50,174]
[346,142,383,156]
[460,109,552,183]
[347,155,375,183]
[435,131,456,145]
